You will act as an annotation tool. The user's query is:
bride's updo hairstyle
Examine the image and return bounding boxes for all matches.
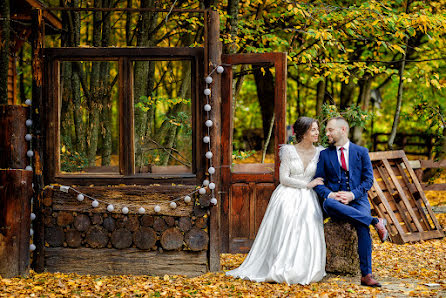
[293,117,318,143]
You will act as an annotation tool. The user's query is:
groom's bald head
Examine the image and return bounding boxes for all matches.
[328,117,350,133]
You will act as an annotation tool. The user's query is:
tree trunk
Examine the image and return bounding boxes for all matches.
[86,0,103,166]
[100,0,112,166]
[0,0,10,104]
[185,228,209,251]
[316,78,326,116]
[324,219,360,275]
[133,227,156,249]
[388,42,408,149]
[0,169,32,278]
[18,48,26,103]
[225,0,240,54]
[111,228,133,249]
[134,0,157,167]
[352,73,373,145]
[85,225,108,248]
[340,79,355,110]
[160,227,183,250]
[253,64,275,152]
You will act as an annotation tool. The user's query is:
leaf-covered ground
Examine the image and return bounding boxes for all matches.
[1,199,445,296]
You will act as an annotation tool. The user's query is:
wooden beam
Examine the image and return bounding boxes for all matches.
[207,10,221,272]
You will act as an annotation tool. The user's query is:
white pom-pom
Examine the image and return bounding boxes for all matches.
[216,66,224,73]
[25,134,32,141]
[25,99,32,106]
[25,165,32,171]
[30,228,34,236]
[208,167,215,174]
[209,182,216,190]
[154,205,161,213]
[92,200,99,208]
[121,207,129,214]
[205,76,213,84]
[169,202,177,209]
[27,150,34,158]
[202,179,210,187]
[77,194,84,201]
[204,104,211,112]
[210,198,218,205]
[204,88,211,96]
[26,119,33,127]
[107,204,114,212]
[138,207,146,214]
[203,136,210,143]
[205,151,213,159]
[30,243,36,251]
[184,196,191,203]
[30,213,36,220]
[199,188,206,195]
[205,120,213,127]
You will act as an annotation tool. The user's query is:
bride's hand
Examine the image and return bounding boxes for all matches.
[307,177,324,189]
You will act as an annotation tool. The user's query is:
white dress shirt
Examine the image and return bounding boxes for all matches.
[336,141,350,171]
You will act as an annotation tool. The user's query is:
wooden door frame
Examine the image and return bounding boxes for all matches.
[220,52,287,252]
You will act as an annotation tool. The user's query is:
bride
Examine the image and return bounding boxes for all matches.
[226,117,326,285]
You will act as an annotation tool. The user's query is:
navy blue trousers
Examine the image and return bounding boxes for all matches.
[323,198,374,276]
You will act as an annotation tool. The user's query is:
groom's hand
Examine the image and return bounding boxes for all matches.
[335,191,354,204]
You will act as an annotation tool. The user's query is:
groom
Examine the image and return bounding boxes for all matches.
[314,116,388,287]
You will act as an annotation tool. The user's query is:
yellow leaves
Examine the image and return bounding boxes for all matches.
[392,44,406,54]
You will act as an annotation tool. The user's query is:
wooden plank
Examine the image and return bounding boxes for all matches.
[44,47,204,59]
[207,10,221,272]
[31,8,46,273]
[274,52,287,183]
[401,155,444,233]
[0,105,28,169]
[369,150,405,161]
[382,159,424,232]
[422,183,446,191]
[0,170,33,277]
[45,248,207,276]
[249,183,256,239]
[229,184,250,239]
[375,162,414,232]
[369,180,407,243]
[419,159,446,169]
[47,185,196,216]
[219,59,233,253]
[254,183,274,233]
[395,163,431,231]
[231,173,274,183]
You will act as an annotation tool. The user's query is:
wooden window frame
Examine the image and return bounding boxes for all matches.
[44,47,205,185]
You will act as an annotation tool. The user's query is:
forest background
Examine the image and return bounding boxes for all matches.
[0,0,445,172]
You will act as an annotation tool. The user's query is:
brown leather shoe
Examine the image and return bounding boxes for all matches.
[374,218,389,242]
[361,274,382,287]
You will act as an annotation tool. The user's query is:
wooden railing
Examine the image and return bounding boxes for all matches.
[409,159,446,191]
[372,133,436,159]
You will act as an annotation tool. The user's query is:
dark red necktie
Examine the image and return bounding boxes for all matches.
[340,147,348,171]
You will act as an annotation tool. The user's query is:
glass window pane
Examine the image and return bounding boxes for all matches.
[59,61,119,174]
[133,60,193,174]
[231,63,276,173]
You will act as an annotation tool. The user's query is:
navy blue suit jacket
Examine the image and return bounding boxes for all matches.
[314,142,374,208]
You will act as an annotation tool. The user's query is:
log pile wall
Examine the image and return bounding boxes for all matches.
[42,185,211,276]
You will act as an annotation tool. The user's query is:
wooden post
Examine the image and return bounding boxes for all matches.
[30,8,45,272]
[0,105,28,168]
[0,169,33,277]
[207,10,221,272]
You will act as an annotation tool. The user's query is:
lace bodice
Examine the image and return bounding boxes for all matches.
[279,144,323,189]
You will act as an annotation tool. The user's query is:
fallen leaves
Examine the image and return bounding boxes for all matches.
[1,190,445,296]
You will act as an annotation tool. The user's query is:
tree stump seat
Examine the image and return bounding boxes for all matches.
[324,219,360,275]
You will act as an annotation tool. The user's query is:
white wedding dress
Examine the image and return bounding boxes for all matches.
[226,144,326,285]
